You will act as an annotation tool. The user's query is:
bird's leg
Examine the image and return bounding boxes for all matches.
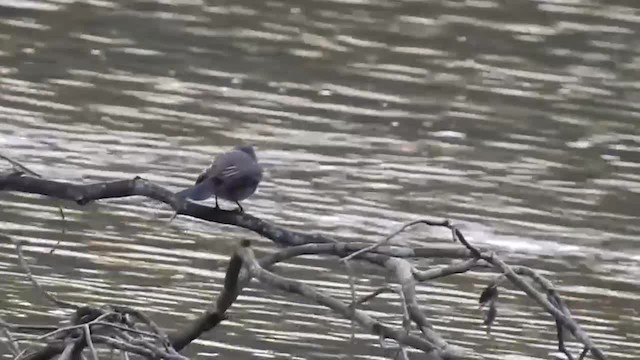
[235,201,244,213]
[215,196,220,209]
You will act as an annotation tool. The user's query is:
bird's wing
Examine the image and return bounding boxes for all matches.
[212,151,250,182]
[219,164,241,180]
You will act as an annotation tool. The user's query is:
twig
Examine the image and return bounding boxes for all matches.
[92,322,162,340]
[1,323,58,332]
[84,325,99,360]
[16,348,30,359]
[168,248,242,352]
[49,203,67,254]
[260,242,478,271]
[385,258,452,355]
[412,219,607,359]
[395,285,411,334]
[13,320,161,343]
[35,324,86,341]
[343,260,358,343]
[91,335,154,358]
[58,341,79,360]
[9,237,79,310]
[535,268,579,360]
[112,307,170,347]
[341,218,484,262]
[395,346,410,360]
[412,258,480,282]
[0,155,67,255]
[579,347,589,360]
[486,265,594,360]
[0,153,40,177]
[0,315,21,356]
[483,254,606,360]
[341,219,430,262]
[353,286,395,306]
[436,219,482,258]
[555,317,574,360]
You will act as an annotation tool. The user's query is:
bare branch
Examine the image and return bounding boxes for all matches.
[236,240,446,359]
[0,174,610,360]
[0,156,68,255]
[83,325,98,360]
[260,242,477,269]
[384,257,467,359]
[353,286,395,306]
[0,315,21,356]
[579,347,590,360]
[412,258,480,282]
[91,335,154,358]
[341,219,433,261]
[168,248,242,351]
[343,260,358,343]
[0,154,41,177]
[17,247,244,360]
[0,174,335,247]
[483,254,606,360]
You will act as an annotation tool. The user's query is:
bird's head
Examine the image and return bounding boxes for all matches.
[234,144,257,160]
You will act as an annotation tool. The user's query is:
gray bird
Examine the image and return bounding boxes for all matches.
[178,145,262,212]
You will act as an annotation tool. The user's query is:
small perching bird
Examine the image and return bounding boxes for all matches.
[178,145,263,212]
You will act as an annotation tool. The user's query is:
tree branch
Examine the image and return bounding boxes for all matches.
[235,240,448,359]
[0,173,609,360]
[0,174,334,247]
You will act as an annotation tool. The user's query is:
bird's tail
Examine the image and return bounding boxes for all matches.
[175,181,215,201]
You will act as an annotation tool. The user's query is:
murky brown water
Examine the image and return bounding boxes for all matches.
[1,0,639,359]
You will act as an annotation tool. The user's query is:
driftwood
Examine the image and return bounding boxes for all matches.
[0,165,608,360]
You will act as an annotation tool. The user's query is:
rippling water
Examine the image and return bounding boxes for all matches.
[1,0,639,359]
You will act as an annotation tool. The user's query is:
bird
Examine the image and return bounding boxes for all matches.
[177,145,263,212]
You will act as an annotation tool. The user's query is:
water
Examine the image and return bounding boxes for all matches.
[0,0,639,359]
